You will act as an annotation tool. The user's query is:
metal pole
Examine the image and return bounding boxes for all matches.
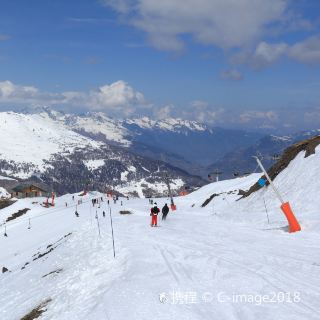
[253,156,284,204]
[109,207,116,258]
[165,174,175,207]
[95,209,101,237]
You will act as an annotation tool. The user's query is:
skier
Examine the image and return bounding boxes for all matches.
[162,203,169,220]
[103,211,106,218]
[150,203,160,227]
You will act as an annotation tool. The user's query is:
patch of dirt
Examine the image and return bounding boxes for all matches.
[2,266,9,273]
[201,194,219,207]
[33,248,55,261]
[33,233,72,262]
[20,298,52,320]
[0,199,16,210]
[240,135,320,198]
[42,268,63,278]
[201,190,238,207]
[21,262,30,270]
[21,233,72,271]
[119,210,132,214]
[6,208,30,222]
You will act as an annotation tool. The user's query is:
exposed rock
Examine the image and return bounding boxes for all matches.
[2,266,9,273]
[241,135,320,198]
[20,298,52,320]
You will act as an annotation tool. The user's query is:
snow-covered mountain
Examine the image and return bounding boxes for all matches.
[1,135,320,319]
[27,108,262,175]
[0,110,205,196]
[124,116,207,132]
[0,111,102,178]
[208,129,320,179]
[28,108,209,147]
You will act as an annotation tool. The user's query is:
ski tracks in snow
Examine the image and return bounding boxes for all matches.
[1,222,127,320]
[106,212,320,320]
[41,224,127,320]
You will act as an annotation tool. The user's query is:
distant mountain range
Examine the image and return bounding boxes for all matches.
[33,108,264,175]
[0,107,318,196]
[0,109,205,196]
[208,130,320,179]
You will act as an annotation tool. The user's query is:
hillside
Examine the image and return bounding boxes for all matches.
[26,107,263,175]
[0,111,205,196]
[1,136,320,319]
[208,130,320,179]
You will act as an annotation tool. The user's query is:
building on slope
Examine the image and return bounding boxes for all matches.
[10,183,49,199]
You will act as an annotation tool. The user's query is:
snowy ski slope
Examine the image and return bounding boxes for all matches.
[0,145,320,319]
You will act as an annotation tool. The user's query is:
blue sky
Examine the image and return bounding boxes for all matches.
[0,0,320,132]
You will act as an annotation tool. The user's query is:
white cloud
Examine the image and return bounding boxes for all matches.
[239,110,279,123]
[251,41,288,68]
[89,81,145,109]
[180,101,225,124]
[154,104,173,119]
[220,69,243,81]
[1,80,317,131]
[103,0,133,14]
[235,35,320,68]
[103,0,289,51]
[288,36,320,64]
[0,80,149,117]
[0,80,40,100]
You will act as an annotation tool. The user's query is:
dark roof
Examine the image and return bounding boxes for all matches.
[12,183,48,193]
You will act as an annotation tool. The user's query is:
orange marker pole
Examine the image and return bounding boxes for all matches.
[254,157,301,233]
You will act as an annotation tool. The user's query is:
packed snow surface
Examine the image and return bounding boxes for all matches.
[0,145,320,319]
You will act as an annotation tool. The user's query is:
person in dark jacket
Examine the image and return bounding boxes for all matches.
[150,203,160,227]
[162,203,169,220]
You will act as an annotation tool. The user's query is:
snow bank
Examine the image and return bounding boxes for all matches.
[0,187,10,199]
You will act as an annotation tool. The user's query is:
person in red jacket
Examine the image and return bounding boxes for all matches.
[150,203,160,227]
